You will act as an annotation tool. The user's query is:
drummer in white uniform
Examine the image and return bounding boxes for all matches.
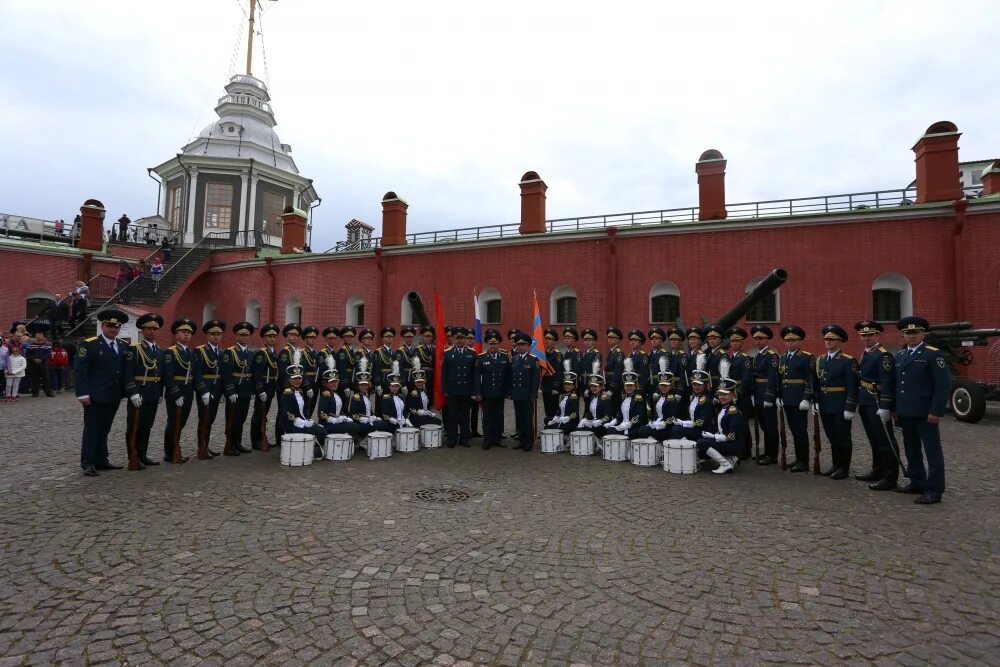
[377,361,411,433]
[347,358,394,436]
[406,357,441,428]
[604,358,648,437]
[545,360,580,438]
[631,357,682,442]
[576,361,613,442]
[695,378,744,474]
[318,358,363,438]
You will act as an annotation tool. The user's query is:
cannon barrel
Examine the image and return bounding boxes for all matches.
[713,268,788,331]
[927,321,973,332]
[407,291,430,327]
[927,328,1000,339]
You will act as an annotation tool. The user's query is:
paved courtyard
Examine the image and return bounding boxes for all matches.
[0,393,998,666]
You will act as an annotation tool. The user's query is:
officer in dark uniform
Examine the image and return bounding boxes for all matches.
[373,326,397,396]
[346,362,393,438]
[301,326,320,416]
[704,325,727,389]
[579,328,601,394]
[250,323,280,450]
[893,316,950,505]
[441,326,476,447]
[562,328,581,391]
[75,309,129,476]
[854,320,901,490]
[337,326,358,393]
[473,329,510,450]
[725,326,754,458]
[355,328,377,387]
[509,332,541,451]
[815,324,860,479]
[277,361,327,459]
[221,321,255,456]
[397,326,419,388]
[778,325,815,473]
[467,329,485,438]
[123,313,165,469]
[684,328,706,396]
[416,325,436,403]
[193,319,225,460]
[647,327,667,390]
[540,328,563,424]
[163,318,197,464]
[604,327,625,406]
[750,325,780,465]
[277,323,303,390]
[625,329,650,396]
[666,327,687,395]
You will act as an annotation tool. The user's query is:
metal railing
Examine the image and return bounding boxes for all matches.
[1,212,76,246]
[109,223,177,245]
[218,93,273,115]
[203,229,270,248]
[324,185,985,253]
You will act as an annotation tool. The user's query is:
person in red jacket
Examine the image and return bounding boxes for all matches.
[48,340,70,392]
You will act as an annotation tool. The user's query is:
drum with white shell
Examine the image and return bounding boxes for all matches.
[601,434,630,462]
[394,427,420,453]
[362,431,393,460]
[324,433,354,461]
[419,424,443,448]
[664,438,698,474]
[629,437,661,467]
[540,429,565,453]
[280,433,314,467]
[569,431,596,456]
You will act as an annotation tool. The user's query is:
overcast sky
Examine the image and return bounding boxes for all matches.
[2,1,996,250]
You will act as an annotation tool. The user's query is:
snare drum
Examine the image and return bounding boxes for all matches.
[569,431,596,456]
[630,437,661,467]
[420,424,443,448]
[601,434,630,462]
[324,433,354,462]
[280,433,314,467]
[664,438,698,474]
[540,429,565,453]
[394,427,420,453]
[363,431,393,460]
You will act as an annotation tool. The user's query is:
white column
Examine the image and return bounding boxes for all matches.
[247,175,259,242]
[184,168,199,245]
[238,169,249,245]
[292,185,301,210]
[158,181,168,218]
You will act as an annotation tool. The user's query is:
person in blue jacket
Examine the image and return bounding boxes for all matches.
[75,309,129,476]
[509,332,541,451]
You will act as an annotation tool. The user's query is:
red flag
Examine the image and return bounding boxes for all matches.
[433,290,446,410]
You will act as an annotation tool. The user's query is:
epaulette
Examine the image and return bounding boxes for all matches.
[410,389,418,396]
[322,390,331,397]
[841,353,854,360]
[570,393,578,400]
[635,394,644,401]
[698,396,707,404]
[478,351,488,356]
[877,346,887,353]
[283,387,293,394]
[85,336,98,342]
[601,392,611,400]
[444,346,453,352]
[728,405,738,414]
[802,350,814,356]
[767,349,777,355]
[926,345,939,352]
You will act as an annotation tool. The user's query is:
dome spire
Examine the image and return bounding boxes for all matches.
[246,0,256,76]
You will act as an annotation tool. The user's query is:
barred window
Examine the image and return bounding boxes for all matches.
[204,183,233,229]
[167,186,183,231]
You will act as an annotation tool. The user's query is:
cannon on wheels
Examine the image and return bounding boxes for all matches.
[925,321,1000,423]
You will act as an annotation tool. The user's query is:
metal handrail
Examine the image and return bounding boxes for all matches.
[324,185,984,253]
[1,212,76,246]
[110,223,177,245]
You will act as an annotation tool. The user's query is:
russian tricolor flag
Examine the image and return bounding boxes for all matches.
[472,292,483,354]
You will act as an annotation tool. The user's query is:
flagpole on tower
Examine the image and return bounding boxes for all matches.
[246,0,257,75]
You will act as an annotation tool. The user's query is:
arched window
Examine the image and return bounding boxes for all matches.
[477,288,502,325]
[202,302,216,325]
[745,276,779,323]
[872,273,912,323]
[649,282,681,324]
[245,299,261,327]
[550,285,578,325]
[25,289,55,319]
[400,292,421,326]
[345,296,365,326]
[285,297,301,325]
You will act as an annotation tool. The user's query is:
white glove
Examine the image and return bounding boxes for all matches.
[651,420,665,430]
[615,423,628,432]
[751,396,756,407]
[258,392,267,402]
[763,401,774,408]
[577,419,590,428]
[228,394,237,403]
[130,394,143,408]
[293,417,308,427]
[843,411,854,421]
[877,408,891,421]
[422,409,434,417]
[403,419,413,427]
[680,420,694,428]
[306,389,314,399]
[547,418,558,426]
[201,392,210,406]
[306,419,314,427]
[776,398,784,408]
[560,416,571,424]
[176,397,184,407]
[714,433,727,443]
[606,419,619,429]
[327,416,336,424]
[388,417,398,425]
[799,400,811,411]
[673,394,683,402]
[701,430,714,439]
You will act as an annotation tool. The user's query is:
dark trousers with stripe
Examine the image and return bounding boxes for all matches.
[164,389,194,459]
[858,404,900,480]
[225,397,253,451]
[81,401,120,468]
[898,416,945,497]
[783,407,810,464]
[755,403,779,458]
[126,385,160,461]
[820,411,853,471]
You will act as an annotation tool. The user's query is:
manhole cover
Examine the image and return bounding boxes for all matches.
[413,487,472,503]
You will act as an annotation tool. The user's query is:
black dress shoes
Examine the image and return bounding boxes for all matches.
[482,443,492,450]
[894,483,922,494]
[139,456,159,466]
[756,456,776,466]
[459,441,470,448]
[789,462,809,473]
[494,441,507,448]
[829,468,848,480]
[98,462,123,471]
[446,442,457,448]
[820,466,837,477]
[522,444,533,452]
[237,445,252,453]
[869,478,897,491]
[854,470,881,482]
[471,432,484,438]
[512,443,524,450]
[223,449,240,456]
[914,493,941,505]
[208,449,220,458]
[82,465,98,477]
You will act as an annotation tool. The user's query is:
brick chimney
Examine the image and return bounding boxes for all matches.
[381,192,408,247]
[279,206,307,254]
[77,199,106,251]
[981,162,1000,197]
[696,150,727,221]
[912,121,962,203]
[519,171,547,234]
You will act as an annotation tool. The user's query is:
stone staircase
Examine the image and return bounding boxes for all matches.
[121,246,213,306]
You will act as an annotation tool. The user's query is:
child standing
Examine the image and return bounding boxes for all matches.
[151,256,164,291]
[5,343,26,401]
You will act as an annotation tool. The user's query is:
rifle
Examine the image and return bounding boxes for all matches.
[812,409,821,474]
[753,404,761,460]
[260,394,273,452]
[223,395,236,455]
[127,401,141,470]
[171,402,185,464]
[778,406,788,470]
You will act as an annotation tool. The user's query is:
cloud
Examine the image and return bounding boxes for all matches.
[1,0,997,250]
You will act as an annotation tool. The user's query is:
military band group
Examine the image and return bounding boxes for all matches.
[73,308,950,505]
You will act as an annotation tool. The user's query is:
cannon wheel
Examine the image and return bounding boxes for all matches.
[949,379,986,423]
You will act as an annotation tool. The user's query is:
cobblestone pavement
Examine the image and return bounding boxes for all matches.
[1,393,998,666]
